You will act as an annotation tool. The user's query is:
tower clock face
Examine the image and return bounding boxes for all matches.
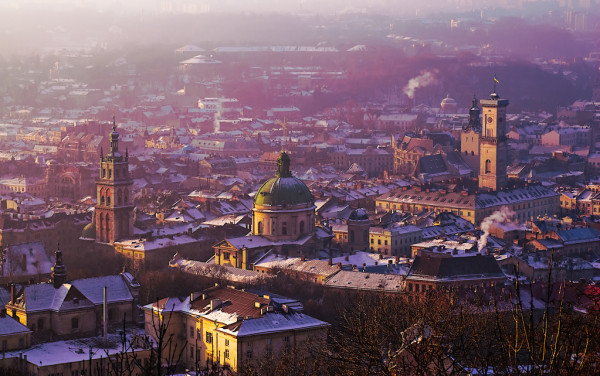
[487,116,493,123]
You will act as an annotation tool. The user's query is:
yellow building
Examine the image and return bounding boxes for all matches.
[369,224,422,257]
[144,286,329,374]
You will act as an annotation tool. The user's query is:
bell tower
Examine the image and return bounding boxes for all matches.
[479,88,509,191]
[95,117,134,244]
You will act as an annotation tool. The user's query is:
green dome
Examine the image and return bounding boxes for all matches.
[81,215,96,240]
[254,152,314,207]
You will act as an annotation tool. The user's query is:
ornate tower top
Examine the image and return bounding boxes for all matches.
[52,244,67,288]
[465,94,481,131]
[110,115,119,154]
[276,152,292,178]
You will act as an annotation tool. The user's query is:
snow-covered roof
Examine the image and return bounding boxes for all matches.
[0,315,31,336]
[71,275,134,305]
[232,312,328,337]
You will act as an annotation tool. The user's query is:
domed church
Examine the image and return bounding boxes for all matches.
[253,152,315,241]
[213,152,333,270]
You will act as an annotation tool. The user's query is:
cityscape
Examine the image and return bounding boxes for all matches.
[1,0,600,375]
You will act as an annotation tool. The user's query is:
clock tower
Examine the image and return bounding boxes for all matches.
[479,90,509,191]
[95,117,134,244]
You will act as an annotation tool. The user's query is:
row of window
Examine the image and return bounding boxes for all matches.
[256,220,306,236]
[101,166,127,179]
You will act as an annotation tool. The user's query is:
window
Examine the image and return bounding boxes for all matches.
[284,336,290,343]
[37,318,44,331]
[71,317,79,329]
[266,338,272,345]
[485,159,491,174]
[246,351,253,359]
[190,326,194,338]
[299,221,305,234]
[206,332,213,344]
[225,349,230,359]
[257,221,262,234]
[223,252,230,260]
[350,230,355,243]
[282,222,287,235]
[225,339,229,347]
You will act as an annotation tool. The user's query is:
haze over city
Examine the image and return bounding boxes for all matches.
[0,0,600,375]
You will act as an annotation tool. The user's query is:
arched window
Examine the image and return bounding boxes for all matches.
[257,221,263,234]
[282,222,287,235]
[108,169,112,179]
[106,190,111,205]
[100,194,105,205]
[299,221,305,234]
[485,159,491,174]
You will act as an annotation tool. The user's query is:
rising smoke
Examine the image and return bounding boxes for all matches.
[478,206,517,252]
[403,70,438,99]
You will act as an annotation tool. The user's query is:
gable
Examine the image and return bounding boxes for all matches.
[212,239,239,251]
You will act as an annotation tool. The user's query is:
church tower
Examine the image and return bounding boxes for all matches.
[95,117,134,244]
[461,95,481,174]
[479,89,509,191]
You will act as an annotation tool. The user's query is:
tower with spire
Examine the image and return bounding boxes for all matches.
[461,95,482,174]
[95,117,134,244]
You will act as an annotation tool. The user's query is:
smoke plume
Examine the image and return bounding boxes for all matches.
[403,70,438,99]
[478,206,516,252]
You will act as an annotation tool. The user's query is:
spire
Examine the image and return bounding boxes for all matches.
[276,152,292,178]
[52,243,67,288]
[467,94,481,131]
[110,115,119,154]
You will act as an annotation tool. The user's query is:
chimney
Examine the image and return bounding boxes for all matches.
[10,282,15,304]
[103,286,108,340]
[210,299,222,310]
